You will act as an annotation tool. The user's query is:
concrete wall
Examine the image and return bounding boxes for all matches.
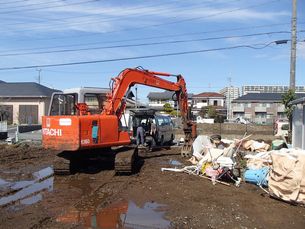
[175,123,275,141]
[0,97,50,124]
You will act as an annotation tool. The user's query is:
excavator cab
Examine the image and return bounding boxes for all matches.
[43,88,131,151]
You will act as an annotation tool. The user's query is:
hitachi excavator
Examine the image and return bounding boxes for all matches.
[42,67,196,174]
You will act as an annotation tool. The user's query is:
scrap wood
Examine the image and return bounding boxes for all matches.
[161,166,231,186]
[198,174,231,186]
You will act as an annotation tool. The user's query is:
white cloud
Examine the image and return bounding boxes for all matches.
[0,1,290,34]
[298,43,305,60]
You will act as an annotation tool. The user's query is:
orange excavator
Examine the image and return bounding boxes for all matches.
[42,67,196,174]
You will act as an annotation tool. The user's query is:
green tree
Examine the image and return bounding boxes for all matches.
[163,102,174,114]
[170,110,180,117]
[281,89,296,142]
[200,105,217,118]
[199,106,224,123]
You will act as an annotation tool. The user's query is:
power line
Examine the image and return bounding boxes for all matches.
[1,0,281,42]
[1,0,207,27]
[0,0,29,6]
[4,0,241,32]
[4,21,299,47]
[43,69,117,74]
[0,40,288,71]
[0,0,103,14]
[0,0,69,11]
[0,31,296,57]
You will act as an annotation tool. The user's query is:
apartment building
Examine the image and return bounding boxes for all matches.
[242,85,305,95]
[219,86,240,119]
[232,93,305,124]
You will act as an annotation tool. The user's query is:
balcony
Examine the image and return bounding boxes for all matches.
[232,106,245,112]
[255,106,267,112]
[277,105,285,112]
[195,102,208,109]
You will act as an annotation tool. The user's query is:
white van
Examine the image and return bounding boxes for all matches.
[128,109,175,146]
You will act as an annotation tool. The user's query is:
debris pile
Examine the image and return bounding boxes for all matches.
[162,134,248,187]
[244,148,305,204]
[163,134,305,205]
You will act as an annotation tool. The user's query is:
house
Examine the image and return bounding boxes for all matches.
[191,92,226,117]
[192,92,225,109]
[147,90,193,110]
[232,93,305,124]
[0,82,59,125]
[290,97,305,149]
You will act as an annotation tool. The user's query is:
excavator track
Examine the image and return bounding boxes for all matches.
[114,147,138,174]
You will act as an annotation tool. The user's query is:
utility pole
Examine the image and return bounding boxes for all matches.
[290,0,297,90]
[227,76,232,120]
[36,69,42,84]
[135,86,138,109]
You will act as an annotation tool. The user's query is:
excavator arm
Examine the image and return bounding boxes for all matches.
[103,68,190,125]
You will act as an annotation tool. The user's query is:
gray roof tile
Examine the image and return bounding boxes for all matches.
[0,82,60,97]
[234,93,305,102]
[147,90,193,100]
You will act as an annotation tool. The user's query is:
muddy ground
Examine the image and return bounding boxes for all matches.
[0,143,305,229]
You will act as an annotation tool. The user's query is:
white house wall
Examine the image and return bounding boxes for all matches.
[0,98,46,124]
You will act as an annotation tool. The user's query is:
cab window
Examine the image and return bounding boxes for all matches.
[49,94,76,116]
[84,93,106,114]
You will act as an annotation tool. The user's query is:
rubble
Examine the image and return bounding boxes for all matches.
[162,134,247,187]
[163,134,305,205]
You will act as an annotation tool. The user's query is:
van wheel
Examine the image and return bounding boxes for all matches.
[169,134,174,145]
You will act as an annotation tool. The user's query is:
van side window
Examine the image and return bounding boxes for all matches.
[157,117,164,126]
[164,117,170,124]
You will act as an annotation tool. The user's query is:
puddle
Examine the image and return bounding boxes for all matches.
[160,159,183,167]
[58,200,171,229]
[121,201,170,229]
[168,159,182,166]
[0,167,54,210]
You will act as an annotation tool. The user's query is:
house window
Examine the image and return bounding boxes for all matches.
[277,112,286,119]
[213,100,218,106]
[255,112,266,118]
[0,105,13,124]
[19,105,38,124]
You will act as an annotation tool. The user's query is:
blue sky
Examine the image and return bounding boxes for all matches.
[0,0,304,102]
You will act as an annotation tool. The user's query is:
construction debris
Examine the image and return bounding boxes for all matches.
[162,135,244,187]
[243,147,305,205]
[269,149,305,204]
[163,133,305,205]
[242,140,270,152]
